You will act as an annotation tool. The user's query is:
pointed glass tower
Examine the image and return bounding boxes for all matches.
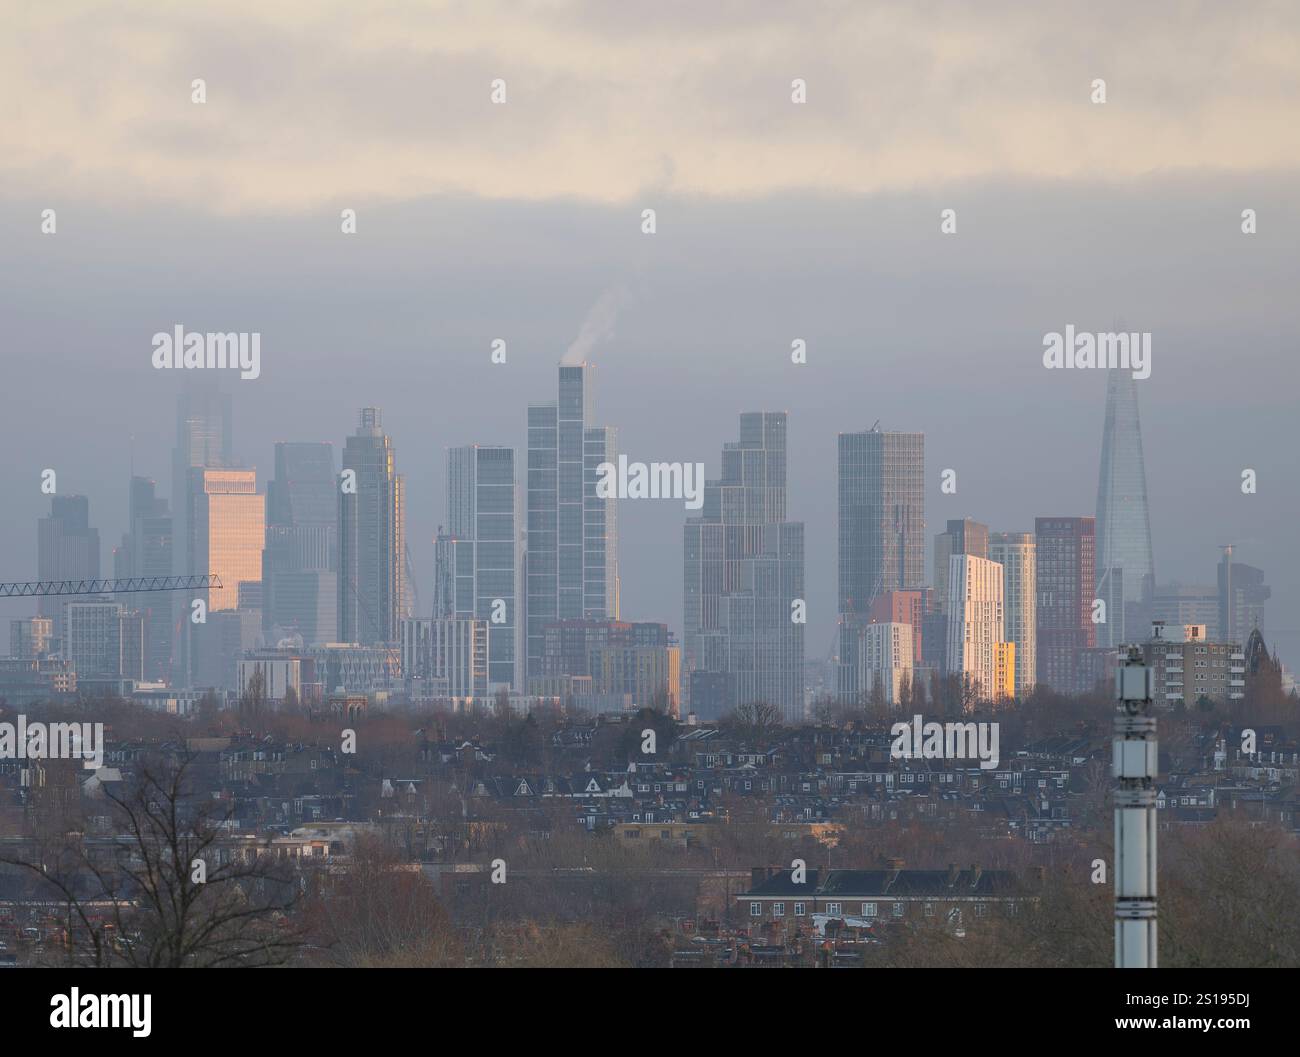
[1095,371,1155,647]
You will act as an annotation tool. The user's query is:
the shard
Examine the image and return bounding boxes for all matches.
[1095,370,1155,647]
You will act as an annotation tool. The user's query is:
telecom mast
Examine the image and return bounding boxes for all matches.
[1114,643,1158,967]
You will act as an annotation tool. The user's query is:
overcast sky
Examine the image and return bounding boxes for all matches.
[2,1,1298,666]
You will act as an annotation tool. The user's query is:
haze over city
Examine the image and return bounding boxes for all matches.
[1,0,1297,993]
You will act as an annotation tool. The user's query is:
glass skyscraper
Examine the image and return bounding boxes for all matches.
[835,428,925,701]
[37,495,100,641]
[1035,515,1096,694]
[264,442,337,645]
[339,408,406,646]
[441,444,519,689]
[683,411,805,721]
[1095,371,1154,647]
[525,365,618,678]
[172,384,233,684]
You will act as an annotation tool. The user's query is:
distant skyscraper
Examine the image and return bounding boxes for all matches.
[338,408,405,645]
[1142,582,1220,638]
[989,531,1036,699]
[1035,516,1096,694]
[37,495,100,641]
[439,444,520,689]
[858,621,914,707]
[1217,548,1269,643]
[172,385,233,567]
[65,601,141,682]
[836,428,925,700]
[187,469,263,613]
[1095,371,1154,647]
[113,476,173,680]
[263,442,337,645]
[525,365,619,678]
[684,412,805,721]
[171,385,232,683]
[183,468,263,686]
[933,518,988,615]
[866,589,929,665]
[945,554,1007,703]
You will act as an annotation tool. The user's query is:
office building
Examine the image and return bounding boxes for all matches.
[1095,371,1155,648]
[264,442,338,645]
[37,495,100,640]
[10,617,53,660]
[171,385,233,682]
[112,476,173,680]
[1218,549,1269,645]
[65,601,142,681]
[338,408,407,645]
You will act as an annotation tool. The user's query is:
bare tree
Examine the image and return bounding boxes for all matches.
[2,752,302,967]
[306,836,460,967]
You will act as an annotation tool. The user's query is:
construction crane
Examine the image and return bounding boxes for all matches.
[0,574,222,598]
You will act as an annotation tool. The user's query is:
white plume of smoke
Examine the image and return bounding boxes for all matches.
[562,286,630,364]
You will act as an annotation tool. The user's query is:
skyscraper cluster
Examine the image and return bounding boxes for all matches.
[9,360,1271,718]
[684,412,805,721]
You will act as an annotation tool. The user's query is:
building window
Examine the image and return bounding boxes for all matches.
[773,903,785,918]
[750,902,761,917]
[794,902,805,917]
[924,902,935,918]
[975,903,988,918]
[892,902,904,918]
[827,903,841,916]
[863,902,877,918]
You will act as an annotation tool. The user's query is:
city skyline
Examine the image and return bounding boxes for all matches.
[1,1,1296,988]
[3,368,1287,697]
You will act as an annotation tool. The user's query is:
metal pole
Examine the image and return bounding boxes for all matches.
[1114,645,1157,967]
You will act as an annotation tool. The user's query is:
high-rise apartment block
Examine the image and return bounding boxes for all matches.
[989,531,1036,699]
[1035,516,1096,695]
[835,428,925,701]
[1141,622,1246,708]
[945,554,1008,703]
[858,621,914,707]
[684,412,805,721]
[439,444,520,689]
[525,365,619,678]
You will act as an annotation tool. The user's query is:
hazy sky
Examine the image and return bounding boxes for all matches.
[2,1,1298,665]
